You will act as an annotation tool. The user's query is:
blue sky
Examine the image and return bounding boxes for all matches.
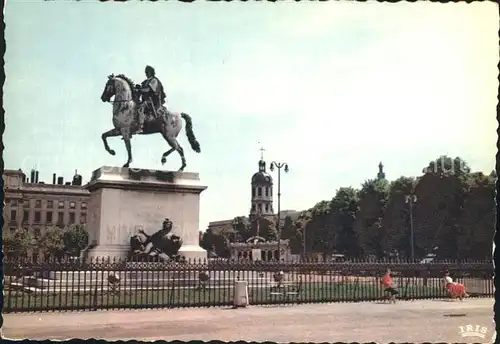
[4,1,498,231]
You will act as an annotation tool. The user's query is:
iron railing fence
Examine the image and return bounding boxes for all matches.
[2,257,493,313]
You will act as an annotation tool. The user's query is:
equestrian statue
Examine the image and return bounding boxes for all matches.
[100,66,201,171]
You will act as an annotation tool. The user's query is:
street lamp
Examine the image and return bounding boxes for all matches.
[405,194,418,261]
[270,161,289,262]
[303,225,306,261]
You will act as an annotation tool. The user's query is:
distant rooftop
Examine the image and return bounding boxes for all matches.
[3,167,88,196]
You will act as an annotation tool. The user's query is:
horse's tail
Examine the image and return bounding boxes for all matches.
[181,113,201,153]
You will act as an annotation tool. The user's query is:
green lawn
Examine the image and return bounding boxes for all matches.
[3,283,452,312]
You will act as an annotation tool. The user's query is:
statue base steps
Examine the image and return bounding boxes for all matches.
[81,166,208,261]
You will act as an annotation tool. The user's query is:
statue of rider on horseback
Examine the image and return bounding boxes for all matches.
[100,67,201,170]
[135,65,167,134]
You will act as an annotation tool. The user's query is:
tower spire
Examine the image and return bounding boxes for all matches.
[377,161,386,180]
[259,146,265,161]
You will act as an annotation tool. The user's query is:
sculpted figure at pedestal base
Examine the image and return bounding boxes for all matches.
[129,218,183,262]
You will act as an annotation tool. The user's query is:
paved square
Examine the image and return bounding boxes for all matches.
[3,299,494,343]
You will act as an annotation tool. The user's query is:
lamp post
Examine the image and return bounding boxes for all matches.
[405,194,417,261]
[303,225,306,261]
[270,161,288,262]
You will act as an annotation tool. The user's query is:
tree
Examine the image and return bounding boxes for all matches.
[251,216,278,241]
[456,172,495,259]
[291,211,312,256]
[382,177,416,258]
[232,216,251,241]
[3,229,33,258]
[38,226,65,259]
[200,227,232,258]
[63,225,89,257]
[280,216,295,240]
[200,230,215,252]
[330,187,361,257]
[306,200,336,260]
[414,156,470,259]
[354,178,390,258]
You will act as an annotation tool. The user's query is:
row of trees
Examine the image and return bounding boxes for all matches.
[201,155,496,260]
[4,225,89,259]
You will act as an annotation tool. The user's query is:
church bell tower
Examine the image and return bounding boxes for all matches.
[250,147,274,217]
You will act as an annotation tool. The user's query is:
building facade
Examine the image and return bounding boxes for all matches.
[3,169,89,238]
[229,238,295,262]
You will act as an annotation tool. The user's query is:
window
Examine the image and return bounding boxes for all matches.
[265,204,269,212]
[265,187,269,197]
[10,210,17,221]
[47,200,54,209]
[81,202,87,210]
[80,212,87,224]
[69,212,76,224]
[69,201,76,209]
[34,211,41,223]
[23,210,29,222]
[258,204,262,213]
[58,201,65,209]
[35,200,42,208]
[252,188,256,198]
[24,200,30,208]
[46,212,53,223]
[251,204,256,212]
[257,187,262,197]
[10,199,18,207]
[58,212,64,224]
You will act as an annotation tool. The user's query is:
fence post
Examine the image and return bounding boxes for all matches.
[92,285,98,311]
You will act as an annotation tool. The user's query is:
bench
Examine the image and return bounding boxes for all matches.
[269,281,302,299]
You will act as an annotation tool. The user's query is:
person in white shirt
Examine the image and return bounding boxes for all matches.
[443,272,455,286]
[443,270,468,300]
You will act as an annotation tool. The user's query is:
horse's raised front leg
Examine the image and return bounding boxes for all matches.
[101,128,121,156]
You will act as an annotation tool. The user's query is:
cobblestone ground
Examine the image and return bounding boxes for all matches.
[3,298,494,343]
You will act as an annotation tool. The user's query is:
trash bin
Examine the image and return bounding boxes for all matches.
[233,280,249,307]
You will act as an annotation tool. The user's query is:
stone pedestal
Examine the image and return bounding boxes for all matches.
[82,166,208,261]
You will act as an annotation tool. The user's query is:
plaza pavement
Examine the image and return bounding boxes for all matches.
[3,298,495,343]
